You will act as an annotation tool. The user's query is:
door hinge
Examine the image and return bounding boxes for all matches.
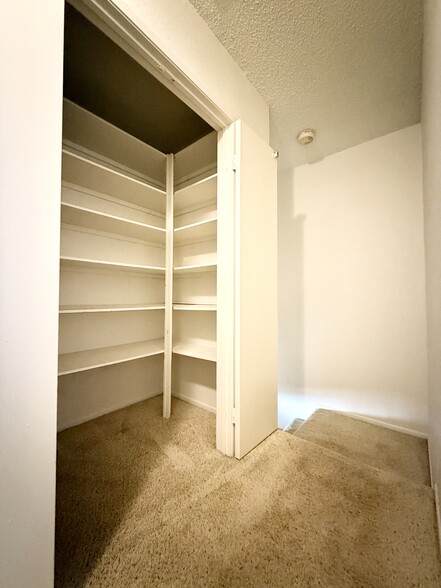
[231,407,237,424]
[232,155,238,172]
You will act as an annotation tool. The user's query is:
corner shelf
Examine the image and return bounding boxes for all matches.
[58,339,164,376]
[62,147,166,213]
[173,263,217,275]
[174,174,217,213]
[173,304,216,312]
[60,256,165,275]
[172,339,216,363]
[61,202,166,244]
[173,218,217,244]
[59,303,165,314]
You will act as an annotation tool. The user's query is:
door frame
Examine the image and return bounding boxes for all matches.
[68,0,236,456]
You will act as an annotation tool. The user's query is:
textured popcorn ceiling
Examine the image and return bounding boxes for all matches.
[189,0,423,169]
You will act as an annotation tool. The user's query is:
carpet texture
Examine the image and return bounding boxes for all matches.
[56,396,441,587]
[292,409,431,486]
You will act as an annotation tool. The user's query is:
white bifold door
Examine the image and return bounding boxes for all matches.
[218,120,278,459]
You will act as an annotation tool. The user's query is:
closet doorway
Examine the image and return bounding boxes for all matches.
[58,0,221,437]
[58,0,278,460]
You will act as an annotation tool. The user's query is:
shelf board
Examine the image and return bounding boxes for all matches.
[173,263,217,275]
[61,202,166,244]
[174,174,217,213]
[173,304,216,312]
[62,148,166,214]
[58,339,164,376]
[60,256,165,275]
[59,303,165,314]
[172,339,216,363]
[173,218,217,244]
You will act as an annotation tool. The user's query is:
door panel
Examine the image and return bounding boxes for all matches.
[234,120,278,458]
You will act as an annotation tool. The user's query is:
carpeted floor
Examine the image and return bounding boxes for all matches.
[291,409,431,485]
[56,396,441,587]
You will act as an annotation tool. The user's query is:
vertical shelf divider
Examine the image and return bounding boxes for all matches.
[163,154,174,418]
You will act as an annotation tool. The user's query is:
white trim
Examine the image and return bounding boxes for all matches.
[233,121,241,459]
[331,410,428,439]
[216,126,236,456]
[172,392,216,414]
[57,389,162,431]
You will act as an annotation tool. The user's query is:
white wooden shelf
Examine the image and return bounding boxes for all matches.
[61,202,166,244]
[173,218,217,244]
[62,147,166,213]
[58,339,164,376]
[172,339,217,363]
[59,303,165,314]
[174,174,217,213]
[173,263,217,275]
[173,304,216,312]
[60,256,165,275]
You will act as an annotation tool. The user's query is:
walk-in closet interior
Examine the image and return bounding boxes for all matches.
[58,4,219,436]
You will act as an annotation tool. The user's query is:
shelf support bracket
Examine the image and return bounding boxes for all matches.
[163,154,174,418]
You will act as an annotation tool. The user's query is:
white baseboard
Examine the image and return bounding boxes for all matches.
[58,389,216,431]
[329,410,427,439]
[57,389,162,431]
[172,392,216,414]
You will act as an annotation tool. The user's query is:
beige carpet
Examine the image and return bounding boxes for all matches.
[56,396,441,587]
[292,409,431,485]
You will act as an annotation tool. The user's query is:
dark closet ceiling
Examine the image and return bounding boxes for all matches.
[63,3,213,154]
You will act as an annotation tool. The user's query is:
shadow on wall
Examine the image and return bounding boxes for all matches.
[277,168,306,429]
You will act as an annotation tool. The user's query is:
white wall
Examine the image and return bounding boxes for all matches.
[0,2,64,587]
[422,0,441,532]
[278,125,428,435]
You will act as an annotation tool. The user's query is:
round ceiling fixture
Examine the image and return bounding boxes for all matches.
[297,129,315,145]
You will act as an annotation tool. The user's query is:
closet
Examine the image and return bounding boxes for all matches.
[57,1,278,459]
[58,98,218,429]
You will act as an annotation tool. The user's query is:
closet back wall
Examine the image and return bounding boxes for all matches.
[278,125,428,435]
